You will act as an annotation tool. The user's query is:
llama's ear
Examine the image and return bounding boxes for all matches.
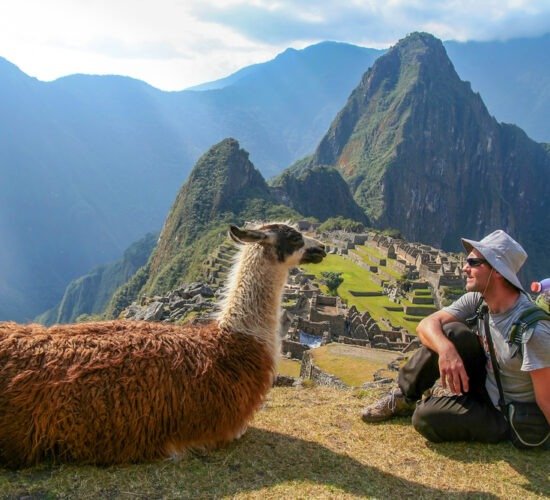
[229,225,267,244]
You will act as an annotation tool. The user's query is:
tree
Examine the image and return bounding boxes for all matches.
[321,271,344,295]
[382,228,403,239]
[318,217,365,233]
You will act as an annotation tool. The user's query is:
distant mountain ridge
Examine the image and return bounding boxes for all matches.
[307,32,550,283]
[46,139,365,322]
[445,34,550,143]
[0,42,380,320]
[187,42,382,93]
[2,33,550,320]
[36,233,157,325]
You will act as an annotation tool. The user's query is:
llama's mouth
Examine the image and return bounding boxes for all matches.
[300,246,326,264]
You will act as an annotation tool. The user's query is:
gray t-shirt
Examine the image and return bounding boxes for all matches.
[443,292,550,406]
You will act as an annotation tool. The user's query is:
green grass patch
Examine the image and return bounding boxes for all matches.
[353,244,387,261]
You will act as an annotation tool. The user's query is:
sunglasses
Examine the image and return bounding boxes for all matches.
[466,257,489,267]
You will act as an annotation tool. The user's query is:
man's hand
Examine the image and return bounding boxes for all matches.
[438,345,469,394]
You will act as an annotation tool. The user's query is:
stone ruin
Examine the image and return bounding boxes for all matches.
[281,273,420,359]
[123,282,217,323]
[337,306,418,352]
[123,227,470,377]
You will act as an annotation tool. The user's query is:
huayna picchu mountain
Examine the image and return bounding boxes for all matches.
[105,138,300,318]
[307,32,550,282]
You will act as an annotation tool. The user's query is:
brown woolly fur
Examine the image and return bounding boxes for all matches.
[0,320,273,467]
[0,223,325,468]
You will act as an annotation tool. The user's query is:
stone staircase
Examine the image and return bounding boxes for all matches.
[204,243,238,287]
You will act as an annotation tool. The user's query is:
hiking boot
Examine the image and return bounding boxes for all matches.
[361,388,416,423]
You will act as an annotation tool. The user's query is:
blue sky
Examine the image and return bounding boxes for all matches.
[1,0,549,90]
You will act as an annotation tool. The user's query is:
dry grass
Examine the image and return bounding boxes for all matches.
[277,358,301,378]
[1,386,548,499]
[311,343,398,386]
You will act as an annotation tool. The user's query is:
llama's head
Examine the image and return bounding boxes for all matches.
[229,223,326,267]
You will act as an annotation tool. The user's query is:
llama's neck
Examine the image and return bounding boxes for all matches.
[217,245,288,355]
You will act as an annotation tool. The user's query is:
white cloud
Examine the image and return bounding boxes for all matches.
[189,0,550,44]
[0,0,549,90]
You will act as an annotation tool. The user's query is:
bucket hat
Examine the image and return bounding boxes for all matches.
[461,230,527,292]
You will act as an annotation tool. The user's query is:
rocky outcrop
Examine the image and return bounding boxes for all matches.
[122,282,217,323]
[270,165,368,224]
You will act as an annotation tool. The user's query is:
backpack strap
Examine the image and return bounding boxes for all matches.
[464,295,486,330]
[507,305,550,355]
[480,305,507,413]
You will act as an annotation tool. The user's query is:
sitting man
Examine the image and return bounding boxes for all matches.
[361,230,550,444]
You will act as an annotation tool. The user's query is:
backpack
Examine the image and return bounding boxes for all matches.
[507,305,550,356]
[465,296,550,357]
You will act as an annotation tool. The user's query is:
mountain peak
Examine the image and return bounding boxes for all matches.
[164,137,269,240]
[396,31,443,50]
[312,31,470,178]
[309,33,550,282]
[393,31,454,74]
[185,138,268,207]
[144,138,274,289]
[0,56,36,88]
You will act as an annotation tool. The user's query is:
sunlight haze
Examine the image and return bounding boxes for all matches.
[1,0,549,90]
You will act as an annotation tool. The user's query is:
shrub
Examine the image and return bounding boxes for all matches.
[321,271,344,295]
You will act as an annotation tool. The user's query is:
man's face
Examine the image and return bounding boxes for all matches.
[463,249,493,292]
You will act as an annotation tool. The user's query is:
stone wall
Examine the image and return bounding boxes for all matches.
[349,290,384,297]
[338,336,370,347]
[281,339,310,360]
[316,295,338,306]
[300,351,348,389]
[297,317,330,336]
[309,295,346,337]
[420,266,464,290]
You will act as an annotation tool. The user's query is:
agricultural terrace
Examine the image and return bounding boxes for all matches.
[301,253,436,333]
[352,245,403,280]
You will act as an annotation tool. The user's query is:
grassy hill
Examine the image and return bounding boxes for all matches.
[1,386,547,498]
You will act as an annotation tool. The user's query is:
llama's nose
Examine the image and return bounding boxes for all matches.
[315,244,327,257]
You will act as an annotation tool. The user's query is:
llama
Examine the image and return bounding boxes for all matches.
[0,223,325,467]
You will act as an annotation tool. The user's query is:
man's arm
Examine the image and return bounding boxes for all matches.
[416,310,469,395]
[530,367,550,424]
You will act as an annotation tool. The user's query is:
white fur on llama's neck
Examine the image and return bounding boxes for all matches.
[217,243,289,360]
